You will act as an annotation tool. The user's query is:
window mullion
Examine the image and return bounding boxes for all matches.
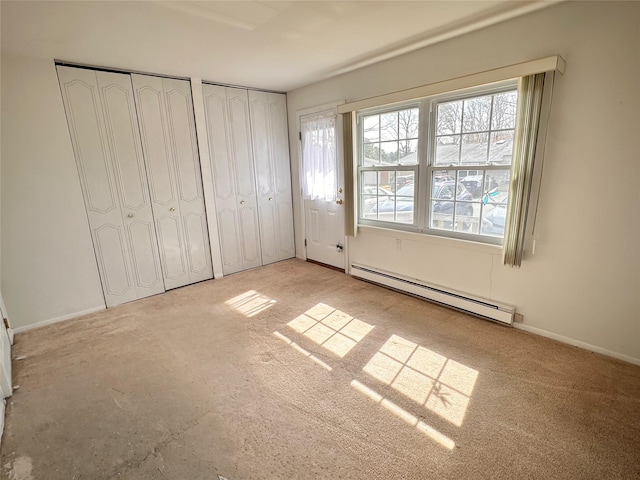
[418,99,432,231]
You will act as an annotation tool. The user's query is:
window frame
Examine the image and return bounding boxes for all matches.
[357,80,518,246]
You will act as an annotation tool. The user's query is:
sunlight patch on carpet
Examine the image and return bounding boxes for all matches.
[287,303,374,357]
[350,379,455,450]
[226,290,276,317]
[363,334,478,427]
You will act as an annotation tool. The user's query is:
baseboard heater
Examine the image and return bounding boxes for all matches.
[350,264,514,325]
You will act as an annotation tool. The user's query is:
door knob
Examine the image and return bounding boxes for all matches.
[336,199,343,205]
[268,197,273,201]
[338,187,343,193]
[170,207,175,212]
[127,213,134,218]
[240,200,246,205]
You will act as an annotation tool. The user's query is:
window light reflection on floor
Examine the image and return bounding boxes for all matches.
[273,331,333,371]
[363,334,478,427]
[350,379,455,450]
[225,290,276,317]
[287,303,374,357]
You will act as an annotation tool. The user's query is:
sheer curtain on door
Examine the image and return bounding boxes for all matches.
[301,111,337,202]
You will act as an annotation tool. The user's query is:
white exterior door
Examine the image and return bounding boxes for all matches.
[131,74,213,289]
[202,84,262,275]
[249,91,295,265]
[300,109,345,270]
[58,66,165,307]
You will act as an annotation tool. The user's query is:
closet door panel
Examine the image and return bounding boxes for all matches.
[162,78,213,283]
[249,95,273,196]
[132,74,213,288]
[58,66,158,307]
[127,220,163,288]
[96,71,164,295]
[269,94,292,195]
[228,95,257,199]
[240,206,262,263]
[267,93,295,260]
[248,91,295,265]
[218,209,242,271]
[258,203,277,260]
[204,85,243,274]
[203,84,261,274]
[184,213,211,274]
[165,82,201,202]
[156,214,187,284]
[100,79,146,210]
[132,82,176,206]
[64,77,118,216]
[94,224,134,298]
[268,93,296,260]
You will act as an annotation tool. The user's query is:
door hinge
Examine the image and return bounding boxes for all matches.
[2,317,9,330]
[299,131,302,141]
[304,239,307,247]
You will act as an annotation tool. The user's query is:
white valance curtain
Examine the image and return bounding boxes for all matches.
[301,111,337,202]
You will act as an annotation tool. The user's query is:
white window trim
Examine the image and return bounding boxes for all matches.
[339,55,565,114]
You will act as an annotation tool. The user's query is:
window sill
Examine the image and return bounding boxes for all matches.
[355,224,503,255]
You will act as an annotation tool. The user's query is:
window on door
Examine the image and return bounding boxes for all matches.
[358,82,518,245]
[301,111,337,202]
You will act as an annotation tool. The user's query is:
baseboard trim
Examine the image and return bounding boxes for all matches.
[13,306,106,334]
[514,323,640,366]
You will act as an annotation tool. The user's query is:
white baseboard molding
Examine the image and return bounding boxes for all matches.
[514,323,640,367]
[351,263,514,325]
[13,306,106,334]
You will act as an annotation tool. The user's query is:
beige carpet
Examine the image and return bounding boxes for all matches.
[1,259,639,480]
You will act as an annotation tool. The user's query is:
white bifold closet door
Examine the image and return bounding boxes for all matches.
[57,66,165,306]
[202,85,262,275]
[131,74,213,289]
[248,91,295,265]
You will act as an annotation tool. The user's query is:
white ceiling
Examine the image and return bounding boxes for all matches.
[1,1,559,92]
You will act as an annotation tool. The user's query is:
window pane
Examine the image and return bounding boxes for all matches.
[436,100,462,135]
[482,169,510,203]
[363,115,380,143]
[454,200,477,233]
[398,139,418,165]
[489,130,514,165]
[431,207,453,231]
[395,186,414,224]
[361,171,378,191]
[398,108,419,140]
[491,91,518,130]
[361,194,377,218]
[363,143,380,165]
[361,172,390,220]
[380,141,399,164]
[360,170,416,224]
[459,171,482,199]
[394,171,414,192]
[435,135,460,165]
[463,95,491,133]
[380,112,398,141]
[461,132,489,165]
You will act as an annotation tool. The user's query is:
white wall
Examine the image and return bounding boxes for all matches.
[1,53,105,330]
[286,1,640,362]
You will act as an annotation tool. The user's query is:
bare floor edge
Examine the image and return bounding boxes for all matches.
[2,259,639,480]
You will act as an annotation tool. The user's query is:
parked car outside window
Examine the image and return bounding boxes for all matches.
[369,181,473,228]
[460,175,499,199]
